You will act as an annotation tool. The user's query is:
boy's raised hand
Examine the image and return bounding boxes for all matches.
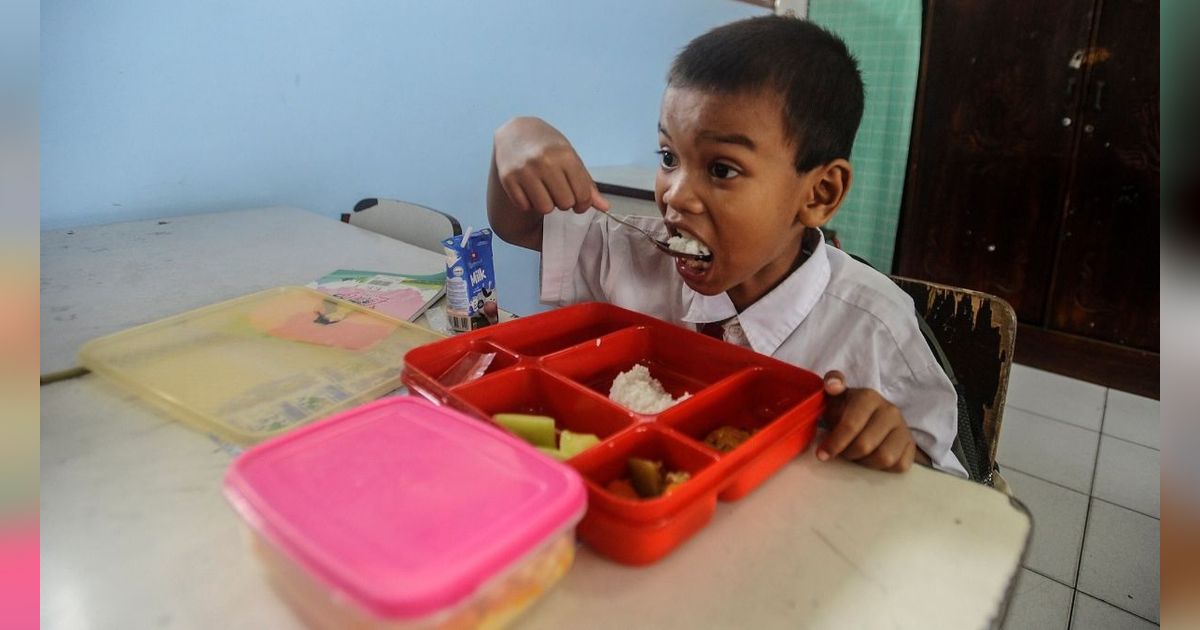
[816,370,930,473]
[493,117,609,216]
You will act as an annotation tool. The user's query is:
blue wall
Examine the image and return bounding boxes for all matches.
[41,0,765,314]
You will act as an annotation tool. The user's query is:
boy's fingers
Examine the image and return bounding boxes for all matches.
[820,385,847,450]
[563,166,596,213]
[841,406,898,460]
[501,175,531,212]
[590,185,610,212]
[817,390,876,461]
[889,441,916,473]
[823,370,847,396]
[858,427,911,470]
[519,176,556,215]
[544,169,578,212]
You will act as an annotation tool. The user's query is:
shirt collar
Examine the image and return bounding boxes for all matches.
[682,230,832,356]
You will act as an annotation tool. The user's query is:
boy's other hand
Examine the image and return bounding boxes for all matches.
[493,117,610,215]
[816,370,928,472]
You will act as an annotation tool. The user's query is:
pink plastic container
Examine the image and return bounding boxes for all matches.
[224,397,587,629]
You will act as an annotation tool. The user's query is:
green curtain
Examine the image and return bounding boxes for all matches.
[807,0,922,270]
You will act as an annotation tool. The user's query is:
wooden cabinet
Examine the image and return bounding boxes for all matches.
[896,0,1158,396]
[1047,0,1159,350]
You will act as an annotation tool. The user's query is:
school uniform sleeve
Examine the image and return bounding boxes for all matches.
[780,256,966,477]
[540,209,600,306]
[877,353,967,478]
[794,304,966,477]
[831,299,965,477]
[539,210,684,320]
[852,291,967,478]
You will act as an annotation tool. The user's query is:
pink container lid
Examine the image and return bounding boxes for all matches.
[224,396,586,620]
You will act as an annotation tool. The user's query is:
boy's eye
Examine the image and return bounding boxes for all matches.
[709,162,740,180]
[656,149,678,169]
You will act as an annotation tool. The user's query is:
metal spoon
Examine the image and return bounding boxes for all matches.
[602,211,713,262]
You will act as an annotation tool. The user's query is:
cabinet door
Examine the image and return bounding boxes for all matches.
[897,0,1096,322]
[1046,0,1159,351]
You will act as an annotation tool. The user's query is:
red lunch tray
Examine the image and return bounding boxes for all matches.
[402,302,825,565]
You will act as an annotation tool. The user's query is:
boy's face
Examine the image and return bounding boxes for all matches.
[655,86,829,310]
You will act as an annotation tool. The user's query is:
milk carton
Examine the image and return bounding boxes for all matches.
[442,229,499,332]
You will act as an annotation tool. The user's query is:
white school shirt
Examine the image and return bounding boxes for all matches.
[540,210,967,477]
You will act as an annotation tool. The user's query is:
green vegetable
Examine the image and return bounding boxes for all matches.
[493,413,557,448]
[559,430,600,459]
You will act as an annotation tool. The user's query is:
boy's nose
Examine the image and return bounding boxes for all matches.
[661,172,703,215]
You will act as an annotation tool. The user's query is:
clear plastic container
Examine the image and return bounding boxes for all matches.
[224,396,587,629]
[403,302,826,565]
[78,286,444,443]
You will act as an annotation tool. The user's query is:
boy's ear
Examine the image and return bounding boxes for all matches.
[797,159,852,227]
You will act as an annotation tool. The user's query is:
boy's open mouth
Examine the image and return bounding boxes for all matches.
[667,228,713,276]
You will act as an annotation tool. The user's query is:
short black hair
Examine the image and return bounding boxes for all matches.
[667,15,864,172]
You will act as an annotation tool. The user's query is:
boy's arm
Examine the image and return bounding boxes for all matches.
[486,117,609,252]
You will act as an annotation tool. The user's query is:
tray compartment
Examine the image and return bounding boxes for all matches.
[452,368,638,448]
[543,326,746,415]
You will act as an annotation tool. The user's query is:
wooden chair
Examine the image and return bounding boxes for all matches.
[341,198,462,253]
[890,276,1018,491]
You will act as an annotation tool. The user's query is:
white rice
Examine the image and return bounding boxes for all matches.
[666,231,710,256]
[608,364,690,414]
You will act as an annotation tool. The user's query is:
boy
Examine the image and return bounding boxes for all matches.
[486,16,966,477]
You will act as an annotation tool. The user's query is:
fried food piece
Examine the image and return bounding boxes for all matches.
[663,471,691,495]
[606,478,639,500]
[704,426,753,453]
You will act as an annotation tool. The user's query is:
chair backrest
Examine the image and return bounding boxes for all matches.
[341,198,462,253]
[890,276,1018,482]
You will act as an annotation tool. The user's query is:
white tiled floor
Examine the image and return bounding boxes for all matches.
[1000,364,1160,629]
[1005,365,1107,431]
[1100,390,1161,450]
[1092,436,1161,518]
[1003,468,1088,586]
[1077,500,1161,622]
[1005,569,1073,630]
[997,408,1100,493]
[1071,592,1159,630]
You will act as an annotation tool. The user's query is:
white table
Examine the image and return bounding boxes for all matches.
[40,207,1031,629]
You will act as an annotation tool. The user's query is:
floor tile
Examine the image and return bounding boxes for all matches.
[998,408,1100,493]
[1102,390,1160,450]
[1007,364,1106,431]
[1002,568,1072,630]
[1092,436,1160,518]
[1078,500,1160,622]
[1070,592,1158,630]
[1005,468,1089,585]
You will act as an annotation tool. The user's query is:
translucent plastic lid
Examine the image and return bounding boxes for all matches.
[79,287,444,443]
[224,396,586,620]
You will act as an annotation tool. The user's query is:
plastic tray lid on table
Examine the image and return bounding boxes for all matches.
[78,286,444,443]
